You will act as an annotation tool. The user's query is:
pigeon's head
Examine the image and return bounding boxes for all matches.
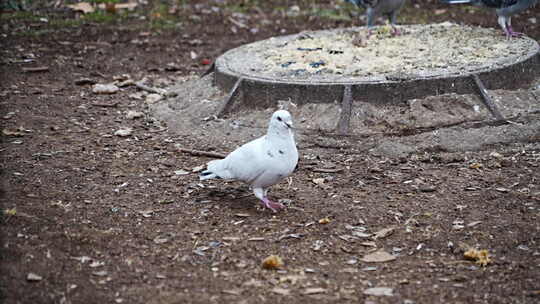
[270,110,294,131]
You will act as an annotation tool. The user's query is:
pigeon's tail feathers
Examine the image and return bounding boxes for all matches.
[440,0,476,4]
[199,170,218,180]
[346,0,368,8]
[200,159,229,180]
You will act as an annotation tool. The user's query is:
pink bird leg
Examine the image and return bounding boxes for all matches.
[260,197,285,212]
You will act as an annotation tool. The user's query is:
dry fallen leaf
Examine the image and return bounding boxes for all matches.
[361,250,396,263]
[174,169,190,175]
[92,270,108,277]
[97,3,138,11]
[303,287,326,295]
[373,227,394,240]
[434,9,447,15]
[114,128,133,137]
[318,217,331,224]
[466,221,482,227]
[464,248,491,266]
[126,110,144,120]
[222,236,240,241]
[360,241,377,247]
[4,208,17,216]
[67,2,95,14]
[363,287,394,296]
[138,210,154,218]
[262,255,284,270]
[92,83,119,94]
[489,151,503,159]
[2,128,25,137]
[191,165,205,173]
[26,273,42,282]
[469,163,483,169]
[221,288,243,296]
[312,177,326,187]
[271,287,291,296]
[352,231,371,238]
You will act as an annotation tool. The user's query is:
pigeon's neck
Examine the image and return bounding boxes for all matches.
[267,125,294,143]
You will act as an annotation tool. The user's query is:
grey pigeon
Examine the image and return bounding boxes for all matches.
[346,0,407,35]
[200,110,298,212]
[441,0,539,38]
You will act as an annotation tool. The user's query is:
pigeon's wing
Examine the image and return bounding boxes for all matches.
[346,0,373,8]
[440,0,479,4]
[480,0,517,7]
[206,136,268,183]
[440,0,517,7]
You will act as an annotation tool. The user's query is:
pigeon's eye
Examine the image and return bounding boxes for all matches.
[277,117,282,121]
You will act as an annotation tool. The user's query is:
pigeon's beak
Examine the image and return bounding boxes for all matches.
[285,121,293,129]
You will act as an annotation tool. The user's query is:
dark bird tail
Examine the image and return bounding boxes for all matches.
[199,170,222,180]
[345,0,369,8]
[439,0,476,4]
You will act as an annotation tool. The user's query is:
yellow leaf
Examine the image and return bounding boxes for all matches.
[2,128,24,137]
[4,208,17,216]
[361,250,396,263]
[67,2,95,14]
[262,255,283,270]
[318,217,331,224]
[469,163,483,169]
[464,248,491,267]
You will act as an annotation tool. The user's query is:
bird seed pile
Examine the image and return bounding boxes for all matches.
[255,23,531,80]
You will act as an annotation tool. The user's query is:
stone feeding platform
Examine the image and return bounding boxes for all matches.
[212,23,539,131]
[150,23,540,156]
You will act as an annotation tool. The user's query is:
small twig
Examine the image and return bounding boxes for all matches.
[148,128,168,133]
[228,16,248,28]
[177,147,226,159]
[91,100,119,107]
[312,168,343,173]
[313,142,351,149]
[23,66,49,73]
[135,81,167,95]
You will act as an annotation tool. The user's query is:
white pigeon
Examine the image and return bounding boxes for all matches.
[200,110,299,212]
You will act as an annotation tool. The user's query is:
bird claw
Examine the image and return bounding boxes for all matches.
[261,199,285,212]
[505,27,523,39]
[391,26,401,36]
[510,31,523,37]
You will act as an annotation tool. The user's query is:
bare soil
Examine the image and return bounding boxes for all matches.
[1,1,540,304]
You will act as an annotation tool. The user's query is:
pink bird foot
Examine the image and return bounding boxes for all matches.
[260,198,285,212]
[365,29,373,39]
[391,26,401,36]
[505,27,523,39]
[509,30,523,37]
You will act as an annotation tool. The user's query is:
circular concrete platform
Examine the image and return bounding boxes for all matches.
[214,23,540,111]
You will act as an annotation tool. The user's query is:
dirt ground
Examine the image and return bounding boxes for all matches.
[1,1,540,303]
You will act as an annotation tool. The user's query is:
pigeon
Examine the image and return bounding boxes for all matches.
[200,110,298,212]
[440,0,539,38]
[346,0,407,35]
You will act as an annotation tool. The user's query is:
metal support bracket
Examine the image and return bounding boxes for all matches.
[337,85,353,135]
[200,62,216,79]
[217,77,244,118]
[472,74,505,121]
